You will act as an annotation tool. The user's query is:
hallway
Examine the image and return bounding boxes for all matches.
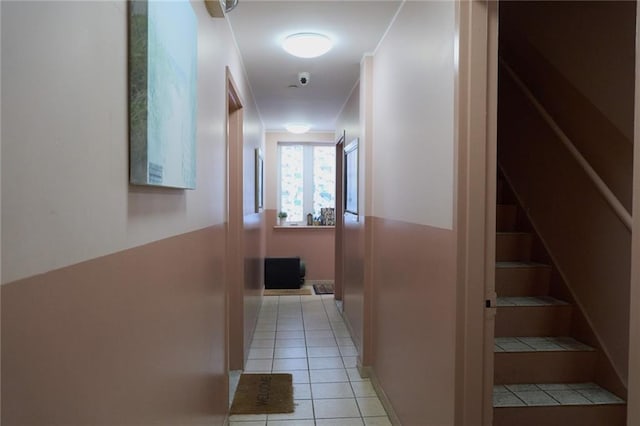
[229,294,391,425]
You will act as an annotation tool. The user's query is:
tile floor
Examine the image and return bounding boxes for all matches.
[229,294,392,426]
[493,383,625,407]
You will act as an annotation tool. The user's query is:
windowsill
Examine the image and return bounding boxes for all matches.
[273,225,335,230]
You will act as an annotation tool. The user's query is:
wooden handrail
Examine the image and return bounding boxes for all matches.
[499,58,632,231]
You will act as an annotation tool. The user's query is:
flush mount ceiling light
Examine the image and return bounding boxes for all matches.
[285,123,311,134]
[282,33,333,58]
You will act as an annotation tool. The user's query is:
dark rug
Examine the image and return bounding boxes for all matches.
[230,373,294,414]
[313,282,335,295]
[264,288,312,296]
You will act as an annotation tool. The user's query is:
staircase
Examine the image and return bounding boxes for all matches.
[492,180,626,426]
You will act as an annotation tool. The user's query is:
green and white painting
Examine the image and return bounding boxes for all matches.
[129,0,197,189]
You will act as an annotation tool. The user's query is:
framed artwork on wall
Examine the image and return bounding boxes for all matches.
[129,0,198,189]
[255,148,264,212]
[344,138,358,215]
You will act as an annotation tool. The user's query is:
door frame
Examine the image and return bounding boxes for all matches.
[334,131,346,301]
[454,1,498,425]
[627,2,640,423]
[226,67,245,372]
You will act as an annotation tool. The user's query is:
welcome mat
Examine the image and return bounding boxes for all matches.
[264,288,312,296]
[230,373,294,415]
[313,282,334,295]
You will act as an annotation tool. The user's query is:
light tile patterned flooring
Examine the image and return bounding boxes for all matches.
[494,383,625,407]
[230,294,391,426]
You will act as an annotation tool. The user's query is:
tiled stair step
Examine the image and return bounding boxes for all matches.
[495,336,594,352]
[497,296,568,307]
[494,337,596,384]
[494,383,626,426]
[496,261,551,297]
[495,297,572,337]
[496,204,517,232]
[496,232,533,262]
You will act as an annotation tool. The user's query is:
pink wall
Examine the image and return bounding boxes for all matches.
[333,2,460,424]
[372,218,456,424]
[371,2,458,424]
[500,2,634,210]
[335,79,365,354]
[265,210,335,280]
[244,211,265,354]
[1,1,264,423]
[342,215,366,354]
[2,227,229,425]
[499,1,636,142]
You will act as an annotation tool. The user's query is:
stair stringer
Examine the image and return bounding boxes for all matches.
[498,166,627,400]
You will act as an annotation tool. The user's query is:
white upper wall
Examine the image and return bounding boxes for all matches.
[371,1,455,229]
[1,0,262,283]
[335,81,361,145]
[335,80,363,216]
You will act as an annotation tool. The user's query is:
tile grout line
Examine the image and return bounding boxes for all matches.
[323,295,368,422]
[300,295,317,422]
[237,294,390,425]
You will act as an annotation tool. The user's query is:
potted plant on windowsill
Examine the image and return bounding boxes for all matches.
[277,211,288,225]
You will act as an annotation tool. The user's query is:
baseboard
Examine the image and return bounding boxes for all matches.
[341,306,364,366]
[368,368,402,426]
[357,363,371,379]
[339,297,400,424]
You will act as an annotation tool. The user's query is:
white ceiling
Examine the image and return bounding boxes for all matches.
[227,0,402,132]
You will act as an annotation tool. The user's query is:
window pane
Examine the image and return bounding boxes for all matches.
[313,146,336,216]
[280,145,304,222]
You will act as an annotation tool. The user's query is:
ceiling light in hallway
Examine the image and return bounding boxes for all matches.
[282,33,333,58]
[285,123,311,134]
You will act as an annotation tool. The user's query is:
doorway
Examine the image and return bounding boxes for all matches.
[226,68,245,401]
[454,1,498,425]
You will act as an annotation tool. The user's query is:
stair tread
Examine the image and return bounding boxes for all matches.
[495,336,595,353]
[497,296,568,307]
[496,261,550,269]
[494,383,625,407]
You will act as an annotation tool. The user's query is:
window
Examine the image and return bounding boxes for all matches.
[278,143,336,223]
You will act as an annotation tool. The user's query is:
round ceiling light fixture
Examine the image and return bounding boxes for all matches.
[285,123,311,134]
[282,33,333,58]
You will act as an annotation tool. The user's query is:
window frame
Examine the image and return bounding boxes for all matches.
[277,141,336,225]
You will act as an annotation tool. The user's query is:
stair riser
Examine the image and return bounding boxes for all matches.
[495,266,551,297]
[497,205,517,232]
[494,404,626,426]
[494,351,597,384]
[496,233,533,262]
[495,306,572,337]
